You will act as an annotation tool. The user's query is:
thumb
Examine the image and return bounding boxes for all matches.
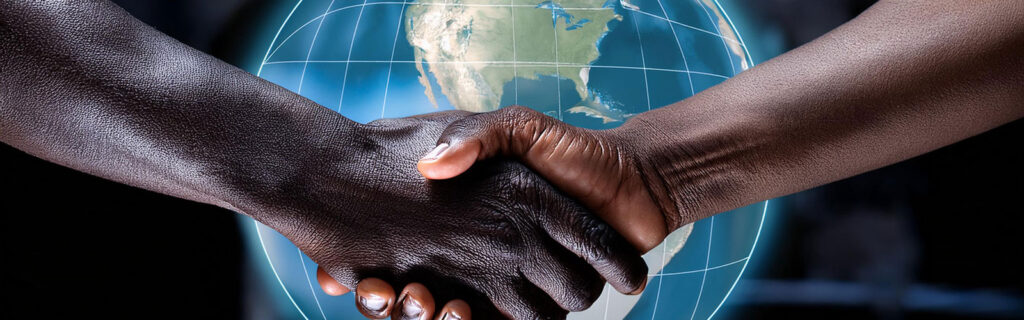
[417,139,483,180]
[418,107,542,180]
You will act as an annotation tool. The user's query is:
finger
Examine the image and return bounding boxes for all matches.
[422,106,668,251]
[435,299,471,320]
[417,141,481,180]
[418,106,545,180]
[393,283,436,320]
[522,234,606,311]
[489,278,569,320]
[355,278,397,319]
[539,193,649,295]
[316,267,351,296]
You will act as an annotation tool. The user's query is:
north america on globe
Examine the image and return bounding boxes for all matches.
[407,0,624,121]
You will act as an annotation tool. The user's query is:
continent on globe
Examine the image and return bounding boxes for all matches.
[405,0,621,121]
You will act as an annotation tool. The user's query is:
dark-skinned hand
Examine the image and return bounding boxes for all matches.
[417,106,672,253]
[237,111,649,319]
[0,2,652,319]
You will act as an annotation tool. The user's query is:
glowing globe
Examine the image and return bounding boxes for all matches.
[244,0,766,318]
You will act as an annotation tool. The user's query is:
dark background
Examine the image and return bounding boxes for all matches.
[2,0,1021,319]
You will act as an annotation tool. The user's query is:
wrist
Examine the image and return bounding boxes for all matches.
[605,117,691,231]
[608,105,773,230]
[216,109,371,228]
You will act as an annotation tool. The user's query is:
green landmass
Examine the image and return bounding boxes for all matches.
[406,0,619,117]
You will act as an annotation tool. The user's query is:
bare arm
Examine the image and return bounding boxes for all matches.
[418,0,1024,249]
[0,2,649,318]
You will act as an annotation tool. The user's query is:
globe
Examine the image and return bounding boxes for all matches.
[243,0,767,318]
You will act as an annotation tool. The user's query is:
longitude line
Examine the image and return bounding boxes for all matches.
[650,234,667,320]
[336,0,371,112]
[707,2,762,318]
[297,0,335,94]
[254,2,311,320]
[551,5,562,120]
[690,217,715,320]
[294,3,334,317]
[603,283,611,320]
[255,222,310,320]
[380,3,410,118]
[258,0,304,76]
[631,11,652,111]
[695,0,738,75]
[650,256,748,277]
[298,248,328,320]
[267,1,398,62]
[652,0,695,96]
[510,0,519,105]
[622,6,734,43]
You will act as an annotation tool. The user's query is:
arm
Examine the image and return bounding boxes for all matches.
[0,0,329,217]
[417,0,1024,249]
[0,2,649,318]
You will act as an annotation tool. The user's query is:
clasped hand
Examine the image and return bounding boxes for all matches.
[258,110,671,319]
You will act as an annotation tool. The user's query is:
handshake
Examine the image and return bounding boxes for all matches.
[5,1,1021,319]
[254,106,686,320]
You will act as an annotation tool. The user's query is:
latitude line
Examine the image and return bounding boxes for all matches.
[296,0,335,94]
[262,59,731,79]
[266,2,393,62]
[264,2,735,69]
[336,0,371,112]
[258,0,303,75]
[648,257,748,277]
[253,2,770,320]
[265,2,618,62]
[622,6,738,44]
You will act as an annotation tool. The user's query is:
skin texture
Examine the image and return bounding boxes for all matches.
[0,1,650,318]
[318,267,472,320]
[418,0,1024,244]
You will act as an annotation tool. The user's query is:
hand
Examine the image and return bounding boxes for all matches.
[416,106,677,252]
[317,268,472,320]
[237,111,648,319]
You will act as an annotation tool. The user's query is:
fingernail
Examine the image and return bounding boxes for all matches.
[629,279,648,295]
[420,143,450,161]
[393,292,424,320]
[440,312,462,320]
[358,294,391,318]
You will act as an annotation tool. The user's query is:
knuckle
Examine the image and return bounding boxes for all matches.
[502,105,534,118]
[561,286,599,312]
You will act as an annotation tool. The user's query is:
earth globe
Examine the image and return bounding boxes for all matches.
[242,0,767,318]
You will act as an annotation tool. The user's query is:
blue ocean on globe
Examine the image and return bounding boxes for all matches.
[241,0,767,318]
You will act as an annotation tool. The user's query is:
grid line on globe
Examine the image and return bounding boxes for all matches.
[246,0,767,319]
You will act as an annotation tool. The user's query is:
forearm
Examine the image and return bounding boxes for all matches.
[620,0,1024,227]
[0,2,364,218]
